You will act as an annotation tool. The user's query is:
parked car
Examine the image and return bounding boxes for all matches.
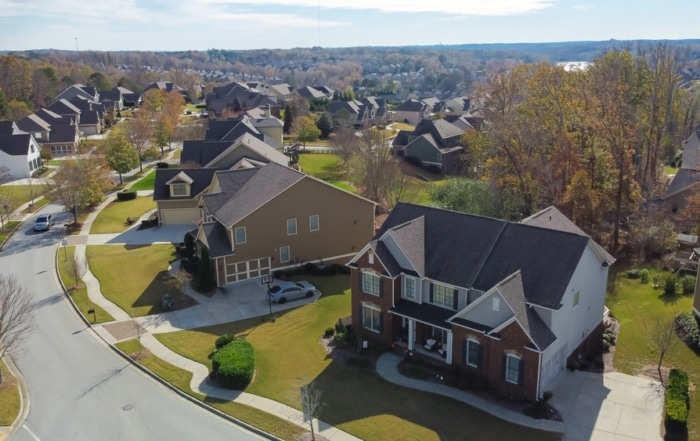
[268,280,318,304]
[33,214,54,232]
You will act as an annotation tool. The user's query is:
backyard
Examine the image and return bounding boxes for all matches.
[606,267,700,438]
[89,197,156,234]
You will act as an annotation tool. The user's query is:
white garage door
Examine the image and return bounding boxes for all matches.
[161,208,200,225]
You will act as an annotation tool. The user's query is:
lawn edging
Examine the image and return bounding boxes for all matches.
[0,220,22,251]
[52,246,282,441]
[0,356,29,439]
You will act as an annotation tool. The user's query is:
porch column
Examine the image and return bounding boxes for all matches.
[407,320,415,351]
[446,331,453,364]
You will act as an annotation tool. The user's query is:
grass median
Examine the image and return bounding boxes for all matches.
[0,360,20,426]
[57,246,113,324]
[89,197,156,234]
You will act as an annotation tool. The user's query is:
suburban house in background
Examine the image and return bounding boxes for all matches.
[179,135,289,170]
[153,168,219,225]
[664,126,700,216]
[206,81,280,118]
[0,121,42,178]
[16,111,80,156]
[55,83,100,102]
[205,114,284,149]
[393,99,430,125]
[327,97,387,129]
[266,83,294,103]
[349,203,614,401]
[192,162,376,286]
[298,85,333,100]
[392,118,468,174]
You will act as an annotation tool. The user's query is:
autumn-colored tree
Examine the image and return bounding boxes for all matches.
[294,115,321,148]
[123,110,154,171]
[103,132,140,184]
[6,100,32,121]
[48,157,111,224]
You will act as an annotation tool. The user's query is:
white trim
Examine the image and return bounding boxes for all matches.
[286,218,297,236]
[361,270,381,296]
[309,214,319,232]
[234,226,246,244]
[505,353,521,384]
[280,245,290,263]
[361,303,382,333]
[465,338,480,368]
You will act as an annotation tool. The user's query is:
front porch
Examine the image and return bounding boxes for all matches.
[392,314,454,364]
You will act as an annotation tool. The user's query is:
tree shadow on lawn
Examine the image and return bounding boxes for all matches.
[129,268,199,316]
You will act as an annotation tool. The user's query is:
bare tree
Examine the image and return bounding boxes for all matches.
[643,317,680,387]
[299,382,326,441]
[350,129,395,207]
[25,174,38,211]
[165,269,193,304]
[333,127,358,170]
[66,253,87,289]
[383,160,418,209]
[0,274,35,383]
[122,111,154,172]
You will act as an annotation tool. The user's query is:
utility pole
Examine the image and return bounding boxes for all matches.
[75,37,79,52]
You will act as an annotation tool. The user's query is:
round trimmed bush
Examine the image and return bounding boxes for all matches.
[117,190,137,201]
[211,339,255,390]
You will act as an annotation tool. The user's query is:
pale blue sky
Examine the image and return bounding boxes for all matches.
[0,0,696,51]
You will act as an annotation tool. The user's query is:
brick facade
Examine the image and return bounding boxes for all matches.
[350,251,395,347]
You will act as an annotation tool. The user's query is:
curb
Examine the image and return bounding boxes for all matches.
[1,355,30,440]
[53,246,282,441]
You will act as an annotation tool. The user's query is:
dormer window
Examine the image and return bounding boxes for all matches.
[166,171,194,198]
[171,183,188,196]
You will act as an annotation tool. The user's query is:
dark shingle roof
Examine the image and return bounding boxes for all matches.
[205,117,263,142]
[391,300,454,330]
[395,99,427,112]
[0,134,31,156]
[200,222,234,258]
[681,129,700,171]
[47,125,78,143]
[376,203,591,309]
[666,168,700,196]
[0,121,22,135]
[181,141,234,167]
[153,168,218,201]
[203,163,304,227]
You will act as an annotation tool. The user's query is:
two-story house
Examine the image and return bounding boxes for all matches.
[393,119,468,174]
[349,203,614,401]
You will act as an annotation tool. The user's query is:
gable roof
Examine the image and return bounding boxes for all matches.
[46,125,78,143]
[199,222,234,258]
[181,141,235,166]
[374,203,593,309]
[48,99,82,117]
[203,162,305,227]
[0,121,23,135]
[205,116,264,141]
[681,128,700,171]
[298,86,327,99]
[395,99,427,112]
[153,168,219,201]
[666,168,700,196]
[0,134,33,156]
[17,114,52,132]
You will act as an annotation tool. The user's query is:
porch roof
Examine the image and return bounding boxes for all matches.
[390,300,453,330]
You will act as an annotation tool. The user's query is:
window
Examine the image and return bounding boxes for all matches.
[287,218,297,235]
[505,354,521,384]
[172,183,188,196]
[234,227,246,244]
[466,339,481,368]
[492,296,500,312]
[280,246,290,263]
[573,291,580,309]
[368,252,374,264]
[309,215,319,232]
[433,283,454,308]
[404,277,416,299]
[362,305,381,333]
[362,271,380,296]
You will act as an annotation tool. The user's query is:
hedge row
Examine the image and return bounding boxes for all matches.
[665,368,689,432]
[675,312,700,348]
[117,190,137,201]
[211,338,255,390]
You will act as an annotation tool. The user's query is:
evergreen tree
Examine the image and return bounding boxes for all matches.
[0,88,8,120]
[316,112,333,138]
[197,247,216,292]
[283,104,294,134]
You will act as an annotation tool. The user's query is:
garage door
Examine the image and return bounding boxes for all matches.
[161,208,200,225]
[224,257,271,285]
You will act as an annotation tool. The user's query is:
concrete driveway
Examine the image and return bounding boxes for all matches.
[548,369,664,441]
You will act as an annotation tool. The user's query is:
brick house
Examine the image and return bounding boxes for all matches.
[349,203,614,401]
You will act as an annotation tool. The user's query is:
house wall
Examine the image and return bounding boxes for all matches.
[257,126,283,145]
[222,176,375,278]
[350,252,395,346]
[80,124,99,136]
[0,138,41,177]
[157,199,200,225]
[393,110,421,125]
[404,138,438,164]
[455,292,513,329]
[383,236,414,270]
[452,322,540,401]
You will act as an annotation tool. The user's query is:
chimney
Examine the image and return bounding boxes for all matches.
[265,104,271,119]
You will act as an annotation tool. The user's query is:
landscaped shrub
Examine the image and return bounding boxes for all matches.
[156,162,169,168]
[663,273,677,295]
[639,269,650,284]
[333,332,347,345]
[665,369,689,432]
[215,334,235,349]
[324,327,335,338]
[117,190,137,201]
[197,247,216,292]
[184,233,195,259]
[211,339,255,390]
[680,275,696,294]
[626,268,642,279]
[346,356,371,368]
[675,312,700,348]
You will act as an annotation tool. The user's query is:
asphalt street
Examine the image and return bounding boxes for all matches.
[2,203,265,441]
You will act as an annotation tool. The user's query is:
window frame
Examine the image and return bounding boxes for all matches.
[403,276,416,299]
[433,283,454,308]
[362,304,381,333]
[492,296,500,312]
[287,218,297,235]
[466,339,481,368]
[505,354,520,384]
[234,226,246,245]
[279,246,290,263]
[171,182,188,197]
[573,291,580,309]
[309,214,319,232]
[362,271,381,296]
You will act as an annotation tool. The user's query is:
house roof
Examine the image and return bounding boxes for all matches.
[17,114,51,133]
[47,125,78,143]
[80,111,100,125]
[375,203,592,309]
[181,141,235,166]
[200,222,234,258]
[666,168,700,196]
[415,118,465,143]
[0,121,23,135]
[35,108,73,125]
[153,168,219,201]
[391,300,455,330]
[203,162,305,227]
[48,99,82,116]
[444,114,475,132]
[268,83,293,96]
[205,116,264,141]
[681,128,700,171]
[0,134,32,156]
[395,99,427,112]
[298,86,327,100]
[100,88,122,102]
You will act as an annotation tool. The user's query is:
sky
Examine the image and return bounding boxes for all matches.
[0,0,697,52]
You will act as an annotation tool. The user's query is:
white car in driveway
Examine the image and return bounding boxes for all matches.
[268,281,318,304]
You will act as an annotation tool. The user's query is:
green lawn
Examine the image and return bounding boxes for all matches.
[607,268,700,438]
[0,184,48,212]
[129,170,157,192]
[0,360,20,426]
[57,246,113,324]
[664,165,679,176]
[172,149,181,160]
[156,275,561,441]
[114,339,305,440]
[0,221,20,248]
[86,244,175,317]
[390,122,416,132]
[90,197,156,234]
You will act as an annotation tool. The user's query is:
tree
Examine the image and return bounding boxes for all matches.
[429,178,500,217]
[643,317,679,387]
[350,129,395,206]
[0,88,8,119]
[316,112,333,139]
[123,110,154,172]
[103,132,139,184]
[66,254,87,290]
[299,382,326,441]
[383,161,418,209]
[48,157,110,225]
[283,104,294,134]
[165,269,193,304]
[6,99,32,120]
[294,115,321,148]
[197,247,216,292]
[0,274,35,383]
[333,127,358,170]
